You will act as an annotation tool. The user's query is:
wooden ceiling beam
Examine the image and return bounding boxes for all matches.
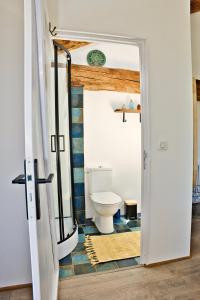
[54,39,90,52]
[191,0,200,13]
[71,64,140,94]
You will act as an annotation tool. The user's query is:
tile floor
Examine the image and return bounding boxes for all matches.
[193,185,200,203]
[59,217,141,279]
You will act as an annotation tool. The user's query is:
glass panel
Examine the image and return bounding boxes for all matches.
[48,65,62,242]
[47,45,74,243]
[47,49,74,243]
[58,59,73,239]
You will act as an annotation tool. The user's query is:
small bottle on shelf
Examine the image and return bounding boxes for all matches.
[129,99,135,110]
[122,104,126,110]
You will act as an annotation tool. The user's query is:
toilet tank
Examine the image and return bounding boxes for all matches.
[88,167,112,193]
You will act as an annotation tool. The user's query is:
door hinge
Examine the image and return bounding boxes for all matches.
[144,150,148,170]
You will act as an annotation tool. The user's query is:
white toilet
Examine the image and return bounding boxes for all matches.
[88,167,122,234]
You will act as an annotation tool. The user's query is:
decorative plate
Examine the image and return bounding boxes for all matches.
[87,50,106,66]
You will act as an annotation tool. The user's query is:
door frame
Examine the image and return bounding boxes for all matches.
[54,30,151,265]
[193,77,199,187]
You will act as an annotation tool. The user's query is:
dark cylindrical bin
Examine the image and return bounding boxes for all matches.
[125,200,137,219]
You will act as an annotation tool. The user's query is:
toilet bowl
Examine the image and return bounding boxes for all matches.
[88,167,122,234]
[91,192,122,233]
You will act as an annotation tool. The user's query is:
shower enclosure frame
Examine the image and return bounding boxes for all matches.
[53,40,77,252]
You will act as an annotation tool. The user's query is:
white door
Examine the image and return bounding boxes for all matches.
[24,0,58,299]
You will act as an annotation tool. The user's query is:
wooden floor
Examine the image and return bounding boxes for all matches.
[1,218,200,300]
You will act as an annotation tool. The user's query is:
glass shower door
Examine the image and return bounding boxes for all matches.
[58,65,74,240]
[51,41,75,243]
[49,65,61,242]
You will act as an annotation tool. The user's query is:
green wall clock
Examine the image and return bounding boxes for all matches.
[87,50,106,66]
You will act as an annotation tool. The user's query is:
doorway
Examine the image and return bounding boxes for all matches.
[51,33,150,278]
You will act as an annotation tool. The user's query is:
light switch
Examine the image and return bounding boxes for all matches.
[159,141,168,151]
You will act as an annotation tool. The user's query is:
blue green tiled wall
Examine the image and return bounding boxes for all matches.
[71,86,85,224]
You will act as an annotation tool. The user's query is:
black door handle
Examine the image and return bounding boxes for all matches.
[12,174,25,184]
[37,173,54,184]
[12,159,54,220]
[12,173,54,184]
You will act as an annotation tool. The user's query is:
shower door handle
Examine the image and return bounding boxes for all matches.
[59,135,65,152]
[51,135,65,152]
[51,135,56,152]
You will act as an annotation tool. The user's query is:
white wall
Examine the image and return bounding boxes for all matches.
[191,12,200,162]
[46,0,59,26]
[54,0,193,264]
[0,1,31,287]
[84,91,141,218]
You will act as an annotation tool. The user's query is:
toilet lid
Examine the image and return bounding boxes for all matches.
[91,192,121,205]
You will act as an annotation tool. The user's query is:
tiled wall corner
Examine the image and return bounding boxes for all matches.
[71,86,85,224]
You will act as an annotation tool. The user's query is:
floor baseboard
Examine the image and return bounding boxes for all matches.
[0,283,32,292]
[145,255,191,268]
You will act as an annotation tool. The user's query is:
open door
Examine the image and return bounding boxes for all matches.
[12,0,58,299]
[24,0,58,298]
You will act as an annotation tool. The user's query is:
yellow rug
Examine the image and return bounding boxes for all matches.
[84,231,140,265]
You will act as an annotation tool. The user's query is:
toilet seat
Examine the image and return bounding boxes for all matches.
[91,192,121,205]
